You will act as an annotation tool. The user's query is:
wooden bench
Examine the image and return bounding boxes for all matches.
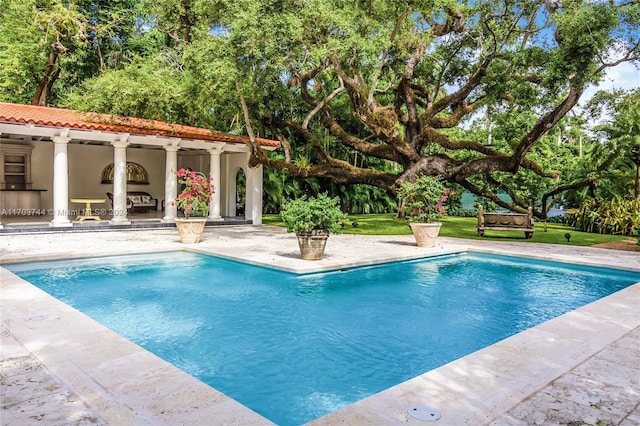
[477,205,534,239]
[106,191,158,213]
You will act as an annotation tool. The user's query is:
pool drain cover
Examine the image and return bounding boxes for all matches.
[24,314,48,322]
[407,405,441,421]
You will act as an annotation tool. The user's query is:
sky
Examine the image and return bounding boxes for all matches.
[583,61,640,101]
[577,61,640,127]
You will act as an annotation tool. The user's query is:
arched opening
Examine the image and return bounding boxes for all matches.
[235,168,246,217]
[101,162,149,185]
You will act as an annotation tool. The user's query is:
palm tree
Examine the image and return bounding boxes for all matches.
[598,91,640,201]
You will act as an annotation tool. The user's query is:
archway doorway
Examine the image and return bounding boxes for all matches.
[235,168,246,217]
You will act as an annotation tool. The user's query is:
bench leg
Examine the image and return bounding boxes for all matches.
[525,231,533,239]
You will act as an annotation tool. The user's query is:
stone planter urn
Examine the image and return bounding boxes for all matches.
[280,194,346,261]
[175,218,207,244]
[409,222,442,248]
[296,229,330,260]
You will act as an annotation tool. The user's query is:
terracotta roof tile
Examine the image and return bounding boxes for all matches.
[0,102,279,148]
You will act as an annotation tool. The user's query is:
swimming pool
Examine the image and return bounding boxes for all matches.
[7,251,640,425]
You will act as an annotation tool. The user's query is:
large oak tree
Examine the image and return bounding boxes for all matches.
[186,0,639,216]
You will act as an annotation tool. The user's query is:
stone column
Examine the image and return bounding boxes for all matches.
[110,139,131,225]
[208,147,223,221]
[162,144,179,222]
[50,136,72,227]
[244,153,264,225]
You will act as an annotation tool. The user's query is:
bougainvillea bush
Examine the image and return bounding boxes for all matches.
[174,168,214,218]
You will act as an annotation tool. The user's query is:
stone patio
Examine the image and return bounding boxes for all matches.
[1,226,639,425]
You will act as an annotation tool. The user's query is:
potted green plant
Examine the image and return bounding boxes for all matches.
[173,168,214,243]
[398,175,450,247]
[280,193,347,260]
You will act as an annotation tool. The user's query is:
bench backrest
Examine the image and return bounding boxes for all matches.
[478,205,534,229]
[106,191,156,206]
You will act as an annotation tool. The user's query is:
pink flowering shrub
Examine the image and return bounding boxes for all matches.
[173,168,215,218]
[398,175,451,223]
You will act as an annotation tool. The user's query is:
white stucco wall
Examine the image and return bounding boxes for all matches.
[30,143,169,211]
[31,143,54,209]
[177,151,254,219]
[223,153,248,218]
[70,145,166,211]
[245,161,263,225]
[178,153,207,174]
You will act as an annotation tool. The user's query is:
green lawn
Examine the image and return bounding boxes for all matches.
[263,213,637,247]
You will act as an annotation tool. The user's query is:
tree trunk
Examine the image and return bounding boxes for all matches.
[31,52,59,106]
[632,146,640,201]
[635,164,640,201]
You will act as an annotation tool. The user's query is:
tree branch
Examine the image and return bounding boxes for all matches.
[368,7,412,104]
[398,41,428,146]
[427,58,489,118]
[302,76,345,129]
[236,81,261,158]
[541,177,597,217]
[512,85,584,166]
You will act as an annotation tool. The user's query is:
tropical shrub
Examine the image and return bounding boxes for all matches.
[545,215,570,224]
[569,198,640,236]
[280,193,347,235]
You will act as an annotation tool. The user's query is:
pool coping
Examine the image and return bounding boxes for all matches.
[1,226,639,425]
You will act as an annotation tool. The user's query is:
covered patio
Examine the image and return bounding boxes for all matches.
[0,102,279,230]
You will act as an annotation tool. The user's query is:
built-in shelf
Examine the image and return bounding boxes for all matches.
[1,144,33,191]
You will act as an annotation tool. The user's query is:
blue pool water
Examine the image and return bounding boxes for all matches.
[7,252,640,425]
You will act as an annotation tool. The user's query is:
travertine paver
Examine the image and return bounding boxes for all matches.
[1,326,105,425]
[497,327,640,425]
[1,225,639,425]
